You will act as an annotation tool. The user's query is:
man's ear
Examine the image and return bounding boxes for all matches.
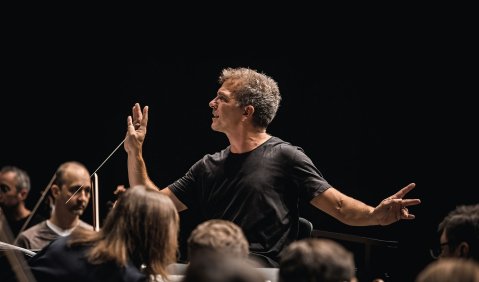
[243,105,254,116]
[18,189,28,201]
[458,242,470,258]
[50,184,61,199]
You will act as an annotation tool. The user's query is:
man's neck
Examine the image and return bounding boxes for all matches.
[4,204,31,221]
[228,131,271,153]
[50,209,79,230]
[46,219,79,237]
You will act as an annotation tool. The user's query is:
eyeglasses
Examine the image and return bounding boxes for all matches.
[429,241,450,259]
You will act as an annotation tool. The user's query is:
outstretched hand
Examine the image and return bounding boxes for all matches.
[124,103,149,154]
[373,183,421,226]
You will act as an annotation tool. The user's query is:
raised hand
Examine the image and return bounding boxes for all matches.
[373,183,421,226]
[124,103,149,155]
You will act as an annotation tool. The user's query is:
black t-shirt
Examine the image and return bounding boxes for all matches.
[7,213,45,238]
[26,236,147,282]
[170,136,331,266]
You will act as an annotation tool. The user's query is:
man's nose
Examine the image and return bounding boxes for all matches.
[209,96,219,108]
[76,190,89,201]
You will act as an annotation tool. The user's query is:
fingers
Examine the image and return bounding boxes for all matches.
[131,103,148,130]
[404,213,415,220]
[127,116,134,133]
[127,116,137,135]
[401,198,421,207]
[400,206,416,220]
[396,199,419,219]
[114,185,126,195]
[133,103,142,121]
[388,199,418,222]
[141,105,149,127]
[132,103,142,129]
[394,182,416,198]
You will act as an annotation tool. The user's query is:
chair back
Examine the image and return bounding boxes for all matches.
[297,217,313,240]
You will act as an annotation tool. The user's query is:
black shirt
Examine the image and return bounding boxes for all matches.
[170,136,331,266]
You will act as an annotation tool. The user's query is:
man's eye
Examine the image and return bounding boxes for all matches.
[69,186,81,193]
[0,184,11,193]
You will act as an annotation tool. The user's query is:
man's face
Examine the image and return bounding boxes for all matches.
[209,79,245,134]
[60,184,91,216]
[438,230,455,259]
[0,171,21,209]
[55,168,91,216]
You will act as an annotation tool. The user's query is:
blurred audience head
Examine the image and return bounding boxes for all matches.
[187,219,249,262]
[416,258,479,282]
[182,252,265,282]
[70,185,179,278]
[279,238,357,282]
[432,204,479,261]
[0,166,31,211]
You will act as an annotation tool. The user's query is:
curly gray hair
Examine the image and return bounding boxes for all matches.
[219,67,281,128]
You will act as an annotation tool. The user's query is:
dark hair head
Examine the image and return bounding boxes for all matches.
[438,204,479,261]
[183,253,265,282]
[279,238,356,282]
[0,165,31,193]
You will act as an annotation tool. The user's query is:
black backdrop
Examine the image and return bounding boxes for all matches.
[3,54,477,281]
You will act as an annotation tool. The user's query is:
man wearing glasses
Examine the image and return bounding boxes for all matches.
[430,204,479,261]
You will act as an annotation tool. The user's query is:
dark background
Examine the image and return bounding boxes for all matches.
[2,53,477,281]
